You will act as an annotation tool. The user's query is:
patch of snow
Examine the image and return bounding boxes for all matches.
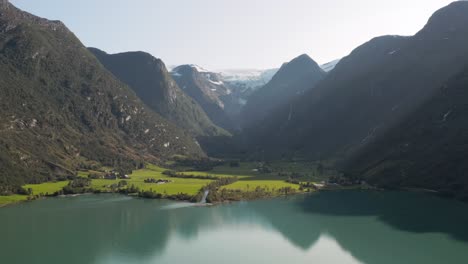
[288,104,293,121]
[144,129,150,134]
[171,72,182,77]
[361,126,379,143]
[210,88,217,92]
[125,116,132,122]
[388,50,398,55]
[30,119,37,128]
[87,97,91,101]
[320,59,341,72]
[163,142,170,148]
[208,79,224,86]
[443,110,452,122]
[189,64,210,73]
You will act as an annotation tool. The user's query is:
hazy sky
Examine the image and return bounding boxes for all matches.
[11,0,454,70]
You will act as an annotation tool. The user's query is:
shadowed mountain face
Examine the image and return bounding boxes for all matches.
[0,2,203,191]
[241,54,326,129]
[245,2,468,162]
[171,65,236,131]
[88,48,228,138]
[347,67,468,200]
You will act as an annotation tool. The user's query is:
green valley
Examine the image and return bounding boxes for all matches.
[0,161,336,206]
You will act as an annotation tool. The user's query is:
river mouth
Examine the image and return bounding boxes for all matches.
[1,190,468,264]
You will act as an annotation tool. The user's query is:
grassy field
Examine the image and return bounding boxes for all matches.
[0,195,28,207]
[180,161,324,193]
[90,164,212,195]
[221,180,301,192]
[24,181,70,196]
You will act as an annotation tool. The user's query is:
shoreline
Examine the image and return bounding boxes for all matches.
[0,184,448,209]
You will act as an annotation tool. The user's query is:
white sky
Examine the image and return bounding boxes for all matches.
[11,0,455,70]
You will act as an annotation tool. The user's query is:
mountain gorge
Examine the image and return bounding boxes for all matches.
[171,65,237,131]
[88,48,227,137]
[0,2,203,191]
[219,68,278,113]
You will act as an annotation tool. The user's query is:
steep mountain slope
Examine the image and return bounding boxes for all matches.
[346,67,468,200]
[0,2,203,192]
[88,48,227,137]
[247,1,468,160]
[171,65,235,131]
[241,54,326,128]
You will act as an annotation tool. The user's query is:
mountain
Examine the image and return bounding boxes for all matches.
[171,65,236,131]
[0,2,203,192]
[88,48,227,137]
[245,1,468,161]
[241,54,326,129]
[347,67,468,200]
[320,59,341,72]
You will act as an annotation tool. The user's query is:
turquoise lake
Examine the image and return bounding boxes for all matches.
[2,190,468,264]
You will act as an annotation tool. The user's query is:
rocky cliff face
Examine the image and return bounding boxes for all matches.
[0,0,9,9]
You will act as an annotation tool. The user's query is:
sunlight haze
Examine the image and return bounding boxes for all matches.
[11,0,454,69]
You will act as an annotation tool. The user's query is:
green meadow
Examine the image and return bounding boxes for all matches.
[24,181,70,196]
[180,161,327,192]
[0,195,28,207]
[90,164,212,195]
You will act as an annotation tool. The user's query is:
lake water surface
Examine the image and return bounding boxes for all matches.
[2,191,468,264]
